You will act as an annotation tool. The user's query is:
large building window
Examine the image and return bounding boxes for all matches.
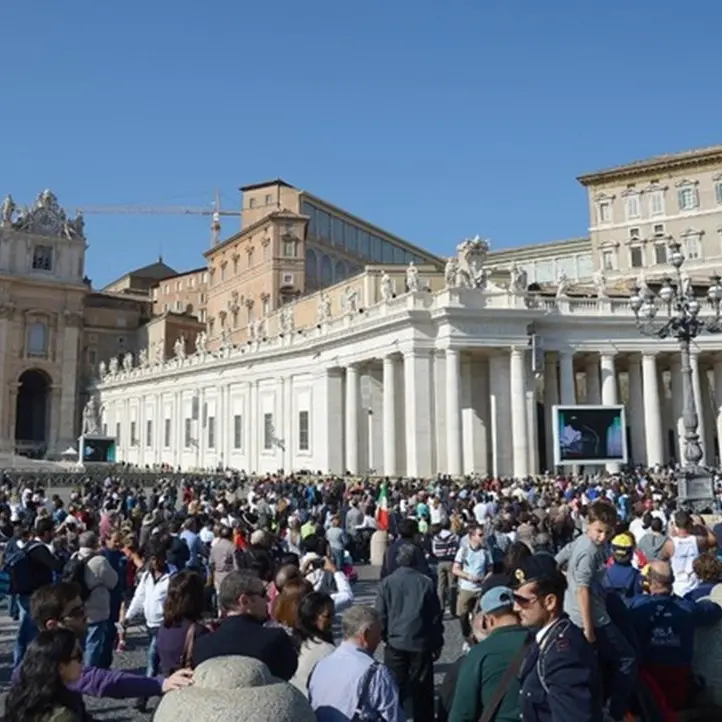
[26,321,48,357]
[630,246,644,268]
[130,421,137,447]
[683,231,702,260]
[298,410,309,451]
[334,260,346,282]
[601,249,617,271]
[233,414,243,450]
[316,210,330,239]
[115,422,121,445]
[625,194,641,220]
[345,224,357,254]
[320,255,333,286]
[649,190,665,216]
[184,418,192,448]
[597,202,611,224]
[358,230,370,257]
[677,184,699,211]
[32,245,53,271]
[146,420,153,447]
[263,413,273,450]
[306,249,318,286]
[164,418,171,448]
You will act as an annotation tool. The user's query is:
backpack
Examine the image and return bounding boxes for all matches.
[61,555,92,601]
[3,541,42,596]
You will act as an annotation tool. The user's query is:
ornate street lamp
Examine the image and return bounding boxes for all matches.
[629,240,722,509]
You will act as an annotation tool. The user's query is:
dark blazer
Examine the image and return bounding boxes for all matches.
[192,614,298,681]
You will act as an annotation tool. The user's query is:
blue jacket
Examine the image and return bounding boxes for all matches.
[628,593,722,666]
[518,617,603,722]
[602,562,643,601]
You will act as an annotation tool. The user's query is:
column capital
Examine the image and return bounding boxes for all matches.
[598,348,617,360]
[402,348,431,360]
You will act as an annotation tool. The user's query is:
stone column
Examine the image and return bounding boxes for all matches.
[510,347,529,478]
[345,365,360,474]
[404,349,434,477]
[627,356,646,464]
[585,356,601,405]
[489,351,513,476]
[445,348,462,477]
[670,356,685,463]
[559,351,576,405]
[319,369,344,474]
[714,357,722,467]
[382,356,397,477]
[642,353,664,466]
[690,352,707,465]
[56,320,81,453]
[600,351,619,472]
[461,357,490,474]
[543,352,559,471]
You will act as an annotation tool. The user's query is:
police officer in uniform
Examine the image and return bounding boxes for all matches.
[512,555,603,722]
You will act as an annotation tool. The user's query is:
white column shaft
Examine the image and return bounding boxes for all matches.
[559,352,576,405]
[585,359,601,404]
[642,354,664,466]
[600,353,619,472]
[543,353,559,471]
[510,348,529,478]
[382,356,397,476]
[445,349,462,476]
[627,357,646,464]
[345,365,360,474]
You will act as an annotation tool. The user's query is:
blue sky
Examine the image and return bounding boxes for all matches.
[2,1,721,287]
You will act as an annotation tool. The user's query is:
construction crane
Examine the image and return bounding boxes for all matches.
[77,191,241,246]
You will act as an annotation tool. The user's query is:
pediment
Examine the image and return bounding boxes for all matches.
[594,192,615,202]
[674,178,699,188]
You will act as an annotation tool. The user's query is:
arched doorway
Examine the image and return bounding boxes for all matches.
[15,369,51,457]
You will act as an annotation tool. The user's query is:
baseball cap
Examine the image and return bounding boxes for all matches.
[479,586,514,614]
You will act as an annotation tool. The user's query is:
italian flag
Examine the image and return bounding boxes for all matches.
[376,482,390,531]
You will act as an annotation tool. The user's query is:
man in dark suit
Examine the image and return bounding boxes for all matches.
[192,570,297,680]
[512,555,603,722]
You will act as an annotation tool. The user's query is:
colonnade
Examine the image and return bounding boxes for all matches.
[337,347,722,478]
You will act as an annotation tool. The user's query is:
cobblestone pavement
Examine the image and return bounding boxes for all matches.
[0,567,464,720]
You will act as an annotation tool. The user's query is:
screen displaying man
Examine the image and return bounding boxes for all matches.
[559,414,600,459]
[555,406,627,465]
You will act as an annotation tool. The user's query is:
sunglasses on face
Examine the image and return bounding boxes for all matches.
[512,593,538,608]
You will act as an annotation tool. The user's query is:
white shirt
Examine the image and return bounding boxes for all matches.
[126,568,173,629]
[629,518,646,544]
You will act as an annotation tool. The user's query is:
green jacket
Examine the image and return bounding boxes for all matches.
[448,624,529,722]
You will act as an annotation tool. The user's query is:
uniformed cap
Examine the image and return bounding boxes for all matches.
[512,554,558,588]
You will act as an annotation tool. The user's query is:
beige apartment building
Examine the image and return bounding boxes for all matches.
[578,145,722,281]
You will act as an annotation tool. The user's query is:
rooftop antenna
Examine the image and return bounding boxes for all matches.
[211,190,222,247]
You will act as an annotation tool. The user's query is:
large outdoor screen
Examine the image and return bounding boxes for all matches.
[82,438,116,463]
[552,405,627,466]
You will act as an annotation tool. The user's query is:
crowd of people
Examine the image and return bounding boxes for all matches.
[1,467,722,721]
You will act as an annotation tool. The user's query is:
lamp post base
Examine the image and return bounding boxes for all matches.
[677,466,716,513]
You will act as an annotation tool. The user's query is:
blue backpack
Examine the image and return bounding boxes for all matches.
[3,541,42,596]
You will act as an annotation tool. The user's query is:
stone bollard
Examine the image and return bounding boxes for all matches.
[370,529,389,567]
[153,656,315,722]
